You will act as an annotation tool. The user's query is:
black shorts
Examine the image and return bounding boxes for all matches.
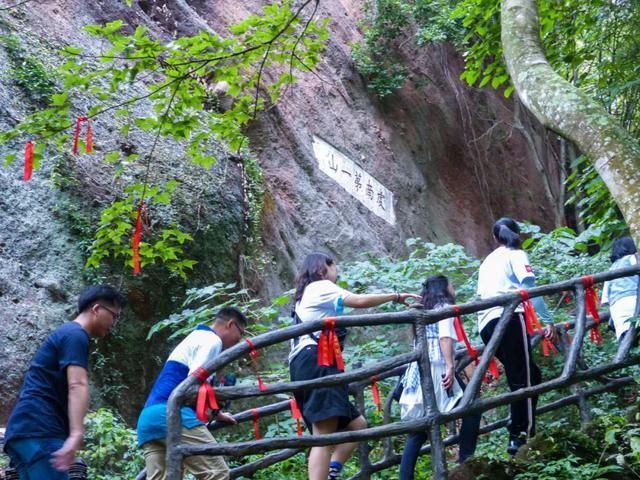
[289,344,361,432]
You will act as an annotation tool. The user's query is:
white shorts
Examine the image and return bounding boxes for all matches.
[609,295,636,340]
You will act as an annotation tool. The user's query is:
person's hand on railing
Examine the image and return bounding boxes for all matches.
[544,324,559,344]
[215,411,238,424]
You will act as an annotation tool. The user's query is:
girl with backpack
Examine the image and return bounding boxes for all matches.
[289,252,419,480]
[398,275,481,479]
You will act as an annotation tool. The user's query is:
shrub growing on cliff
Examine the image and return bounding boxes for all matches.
[81,408,144,480]
[0,34,57,102]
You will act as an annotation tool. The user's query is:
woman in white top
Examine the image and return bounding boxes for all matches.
[289,252,418,480]
[476,217,557,455]
[602,236,638,342]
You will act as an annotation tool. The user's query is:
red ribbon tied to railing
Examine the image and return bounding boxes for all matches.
[371,376,381,413]
[581,275,602,344]
[487,358,501,381]
[317,317,344,371]
[23,141,34,181]
[452,306,498,382]
[245,339,267,391]
[191,367,219,422]
[519,290,557,357]
[252,408,261,440]
[538,328,558,356]
[452,305,479,365]
[72,116,93,154]
[289,398,303,436]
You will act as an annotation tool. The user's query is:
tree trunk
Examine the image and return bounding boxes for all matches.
[501,0,640,243]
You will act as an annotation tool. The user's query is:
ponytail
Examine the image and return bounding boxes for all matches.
[492,217,522,249]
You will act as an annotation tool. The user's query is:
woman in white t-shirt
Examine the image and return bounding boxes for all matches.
[602,236,639,342]
[476,217,556,455]
[289,252,419,480]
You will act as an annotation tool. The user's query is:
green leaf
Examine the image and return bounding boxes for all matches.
[4,153,17,167]
[105,151,121,163]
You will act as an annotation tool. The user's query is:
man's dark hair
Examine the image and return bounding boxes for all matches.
[78,285,128,313]
[216,307,248,328]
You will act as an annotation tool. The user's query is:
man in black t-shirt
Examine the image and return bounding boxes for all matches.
[3,285,127,480]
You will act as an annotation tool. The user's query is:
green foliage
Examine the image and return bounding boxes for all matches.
[565,155,628,248]
[84,180,197,279]
[243,152,267,255]
[351,0,410,97]
[351,41,407,97]
[147,281,292,339]
[0,34,58,101]
[450,0,509,94]
[81,408,145,480]
[339,238,480,304]
[600,410,640,468]
[519,222,609,285]
[513,454,621,479]
[352,0,463,97]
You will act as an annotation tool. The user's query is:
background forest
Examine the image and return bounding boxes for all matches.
[1,0,640,478]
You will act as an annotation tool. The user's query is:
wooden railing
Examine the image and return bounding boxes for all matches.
[160,266,639,480]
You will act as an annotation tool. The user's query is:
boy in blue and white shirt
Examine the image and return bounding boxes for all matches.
[137,307,247,480]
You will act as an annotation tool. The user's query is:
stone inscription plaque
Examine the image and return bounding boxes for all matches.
[312,136,396,225]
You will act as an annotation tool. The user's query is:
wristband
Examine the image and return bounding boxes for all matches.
[393,292,400,303]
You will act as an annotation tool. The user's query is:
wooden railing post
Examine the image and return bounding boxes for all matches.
[415,319,448,479]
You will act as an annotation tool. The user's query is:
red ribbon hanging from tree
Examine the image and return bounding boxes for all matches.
[132,201,143,275]
[371,376,381,413]
[73,116,93,154]
[245,339,267,391]
[252,408,261,440]
[519,290,557,356]
[86,121,93,153]
[317,317,344,371]
[23,141,34,181]
[289,399,303,436]
[452,306,479,365]
[191,367,219,422]
[582,275,602,344]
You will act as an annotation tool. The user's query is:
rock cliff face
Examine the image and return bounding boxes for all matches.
[197,0,562,296]
[0,0,561,423]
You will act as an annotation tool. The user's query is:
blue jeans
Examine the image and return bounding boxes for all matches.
[399,373,481,480]
[5,437,68,480]
[398,412,481,479]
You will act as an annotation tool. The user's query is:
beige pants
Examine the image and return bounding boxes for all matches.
[142,425,230,480]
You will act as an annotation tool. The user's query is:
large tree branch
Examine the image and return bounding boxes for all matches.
[501,0,640,242]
